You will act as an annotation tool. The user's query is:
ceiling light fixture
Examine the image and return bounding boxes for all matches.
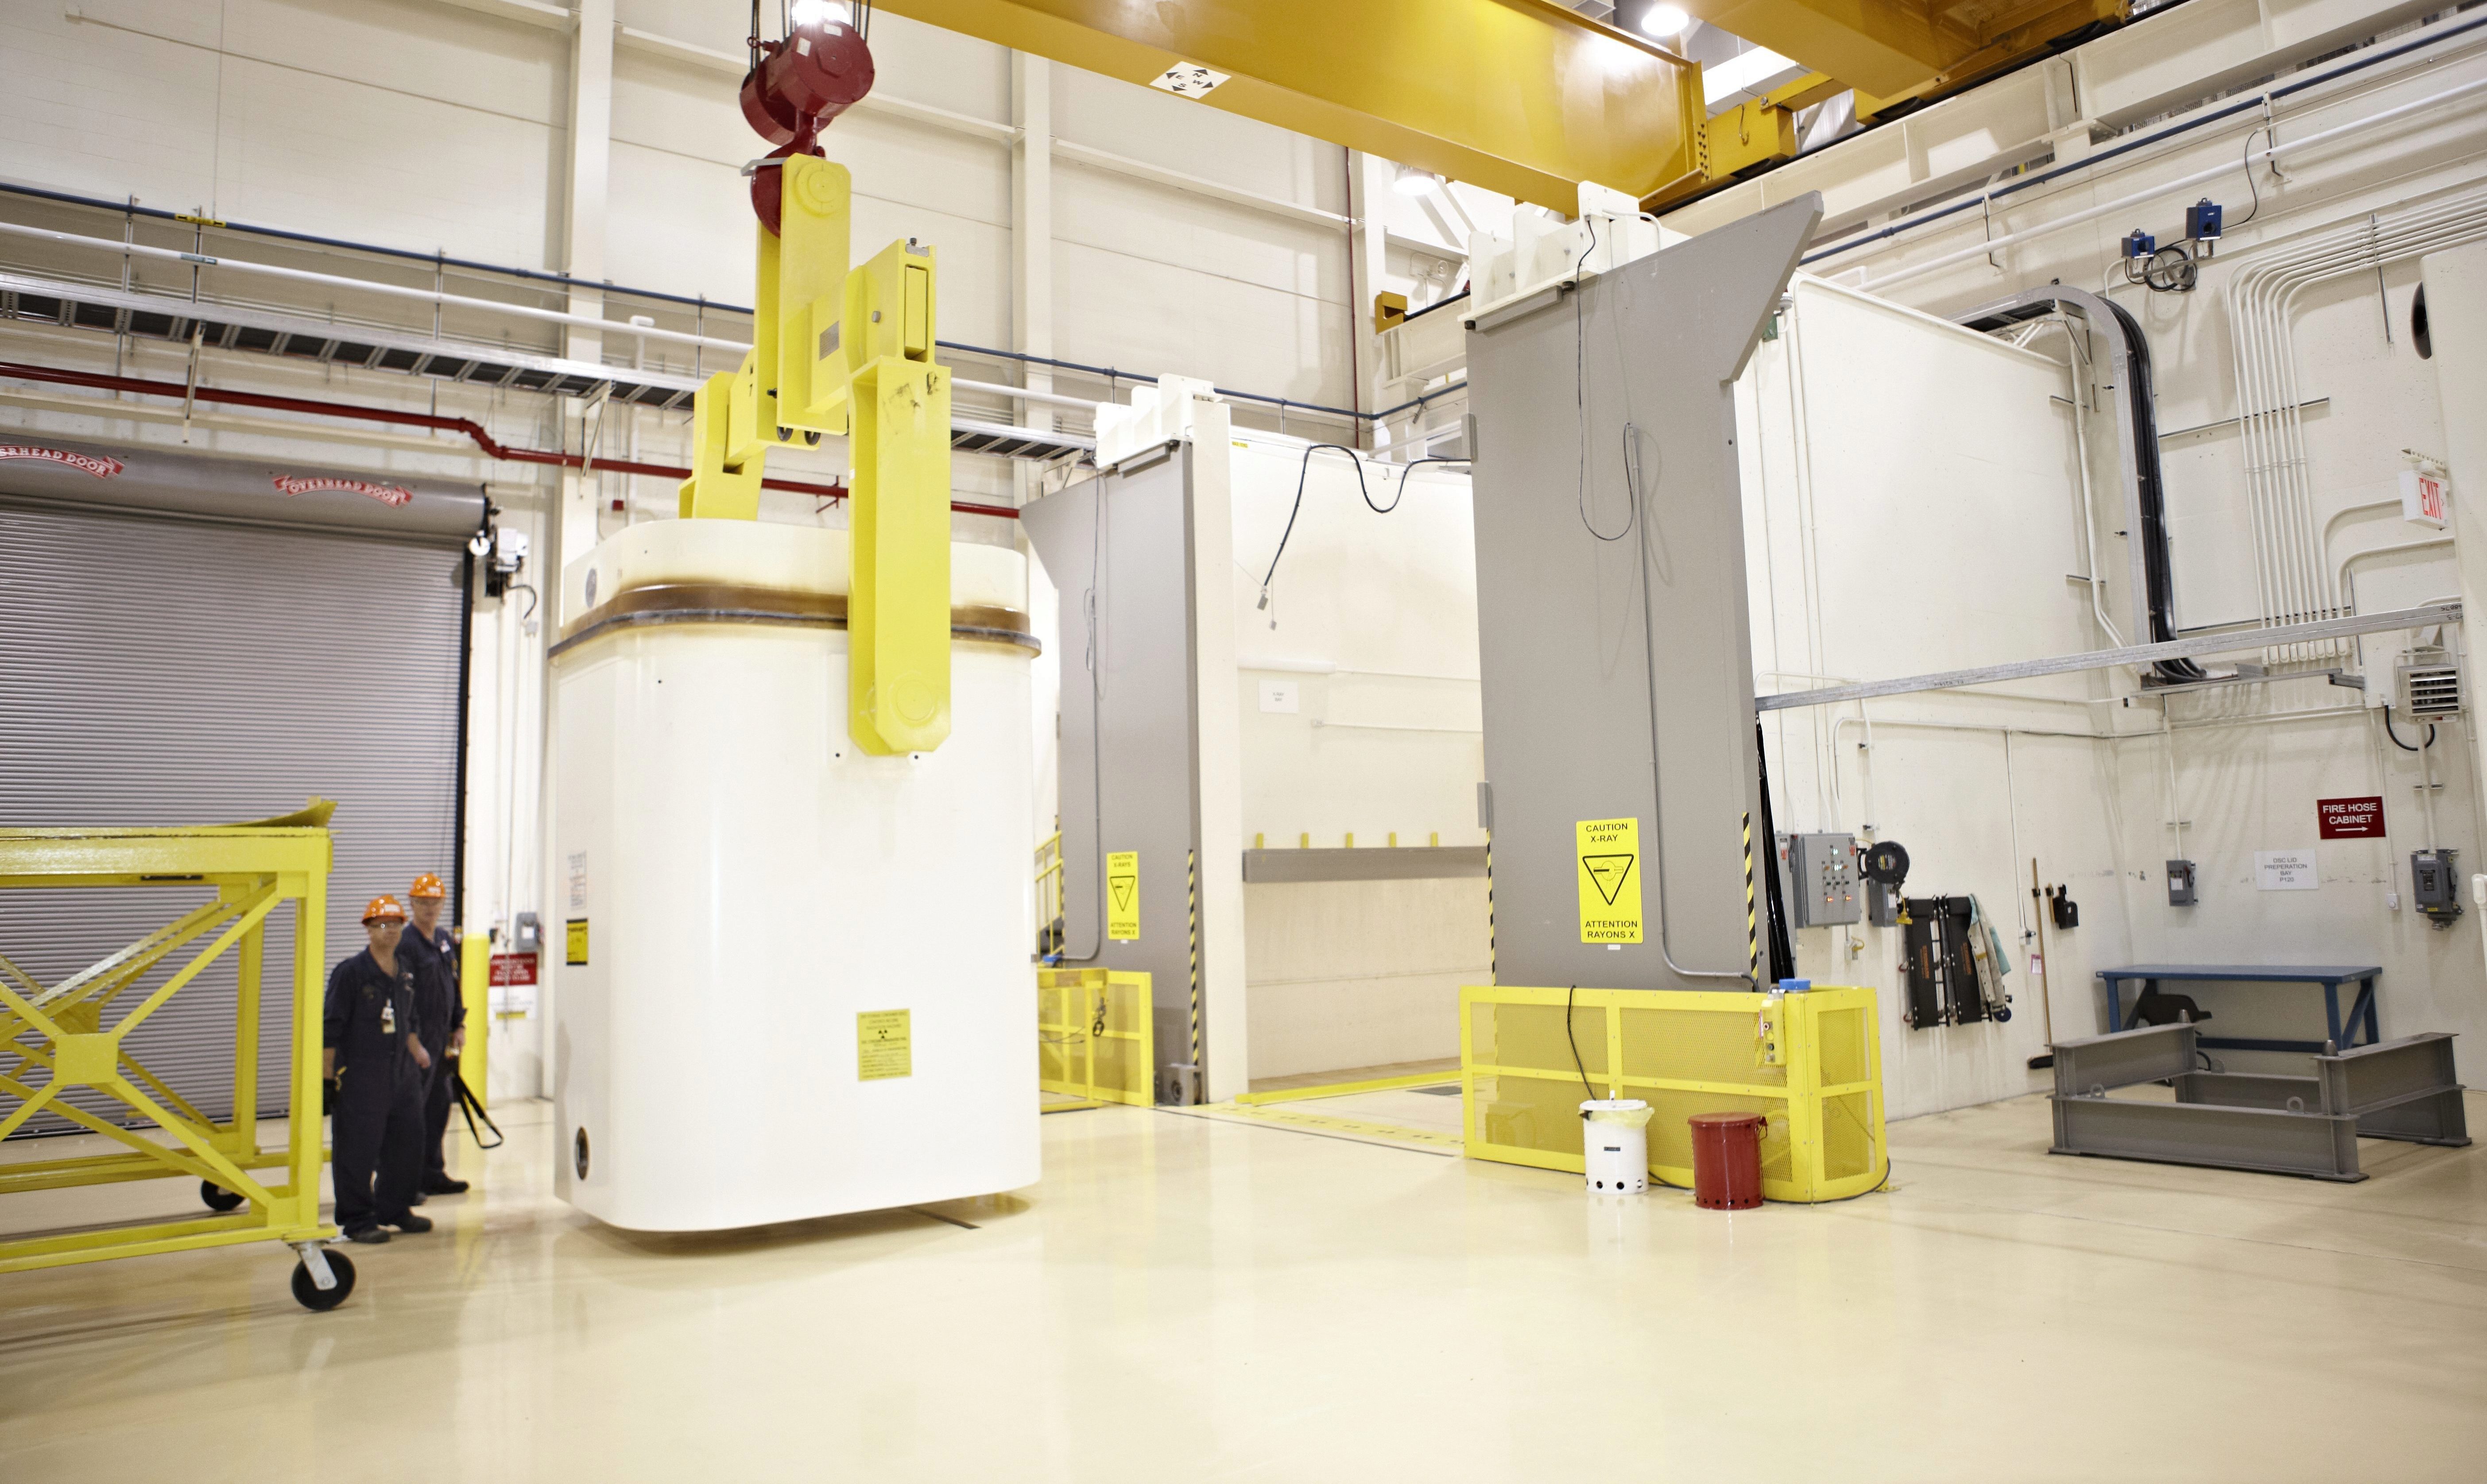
[1392,163,1444,197]
[1640,4,1690,38]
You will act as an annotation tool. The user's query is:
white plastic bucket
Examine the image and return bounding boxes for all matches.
[1581,1099,1654,1193]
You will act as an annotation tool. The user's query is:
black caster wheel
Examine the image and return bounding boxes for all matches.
[1994,1006,2013,1023]
[291,1251,356,1312]
[201,1180,245,1212]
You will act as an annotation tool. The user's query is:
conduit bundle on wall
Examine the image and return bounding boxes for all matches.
[2227,185,2487,662]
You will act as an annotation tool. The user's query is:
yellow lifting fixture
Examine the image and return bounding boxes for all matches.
[680,11,956,754]
[0,802,360,1310]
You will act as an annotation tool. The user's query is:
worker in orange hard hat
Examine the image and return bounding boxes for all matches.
[400,872,470,1198]
[322,895,434,1242]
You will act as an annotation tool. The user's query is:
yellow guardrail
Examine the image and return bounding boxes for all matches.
[0,804,356,1306]
[1038,968,1151,1107]
[1459,983,1888,1203]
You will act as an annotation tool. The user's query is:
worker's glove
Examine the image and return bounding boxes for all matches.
[322,1072,339,1116]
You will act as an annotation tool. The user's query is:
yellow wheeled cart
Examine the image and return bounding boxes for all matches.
[0,803,356,1310]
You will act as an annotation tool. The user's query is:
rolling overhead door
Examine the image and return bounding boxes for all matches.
[0,438,482,1137]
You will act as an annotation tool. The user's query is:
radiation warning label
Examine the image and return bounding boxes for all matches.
[857,1009,912,1081]
[1576,818,1643,944]
[1106,850,1141,941]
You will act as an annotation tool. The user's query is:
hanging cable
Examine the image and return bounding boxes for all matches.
[1573,216,1631,543]
[2382,702,2436,751]
[1255,443,1454,611]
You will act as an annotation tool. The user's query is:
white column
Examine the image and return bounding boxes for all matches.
[1187,401,1250,1101]
[1346,151,1390,448]
[1011,53,1054,463]
[559,0,615,579]
[2421,245,2487,962]
[534,0,612,1101]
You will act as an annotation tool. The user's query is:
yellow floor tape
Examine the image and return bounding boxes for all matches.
[1182,1100,1465,1154]
[1235,1070,1460,1106]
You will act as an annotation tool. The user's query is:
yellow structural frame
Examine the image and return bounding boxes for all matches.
[883,0,2127,211]
[0,810,337,1274]
[877,0,1706,214]
[1459,982,1889,1203]
[678,155,954,755]
[1038,968,1154,1108]
[1682,0,2125,103]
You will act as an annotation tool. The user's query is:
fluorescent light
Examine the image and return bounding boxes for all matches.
[1393,163,1443,197]
[1640,4,1689,37]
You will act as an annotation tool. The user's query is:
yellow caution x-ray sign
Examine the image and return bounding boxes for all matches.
[1106,850,1140,941]
[1577,818,1643,944]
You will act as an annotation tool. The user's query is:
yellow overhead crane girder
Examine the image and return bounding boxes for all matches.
[873,0,1709,214]
[1680,0,2127,104]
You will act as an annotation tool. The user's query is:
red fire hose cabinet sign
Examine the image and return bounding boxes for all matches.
[2316,796,2386,839]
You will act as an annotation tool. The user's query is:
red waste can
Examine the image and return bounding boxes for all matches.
[1689,1113,1765,1210]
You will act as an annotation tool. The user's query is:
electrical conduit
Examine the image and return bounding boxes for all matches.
[0,361,1021,519]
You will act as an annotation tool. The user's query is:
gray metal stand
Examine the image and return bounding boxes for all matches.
[2049,1024,2468,1181]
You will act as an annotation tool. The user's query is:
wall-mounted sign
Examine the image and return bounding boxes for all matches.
[2316,795,2386,839]
[271,474,414,506]
[2255,850,2320,891]
[489,951,538,987]
[0,444,123,479]
[2402,468,2450,529]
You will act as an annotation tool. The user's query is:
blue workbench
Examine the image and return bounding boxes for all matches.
[2096,965,2382,1054]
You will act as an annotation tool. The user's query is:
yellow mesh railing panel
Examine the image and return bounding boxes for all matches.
[1823,1091,1877,1180]
[1619,1005,1788,1090]
[1487,1002,1608,1078]
[1479,1072,1588,1158]
[1036,969,1152,1106]
[1817,1005,1870,1087]
[1460,985,1886,1202]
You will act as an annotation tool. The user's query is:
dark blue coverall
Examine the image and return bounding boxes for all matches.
[324,947,426,1235]
[401,924,466,1187]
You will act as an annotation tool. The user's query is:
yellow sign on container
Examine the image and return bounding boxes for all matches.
[1576,818,1643,943]
[858,1009,912,1080]
[1106,850,1140,941]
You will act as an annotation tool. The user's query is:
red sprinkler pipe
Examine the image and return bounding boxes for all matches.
[0,360,1021,519]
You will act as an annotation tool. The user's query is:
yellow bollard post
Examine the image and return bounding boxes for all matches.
[460,929,491,1110]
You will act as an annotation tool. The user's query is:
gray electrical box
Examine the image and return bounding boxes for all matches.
[1866,880,1902,928]
[2412,849,2463,925]
[2165,860,2197,907]
[1789,832,1860,928]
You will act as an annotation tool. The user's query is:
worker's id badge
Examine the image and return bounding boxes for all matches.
[382,1002,397,1035]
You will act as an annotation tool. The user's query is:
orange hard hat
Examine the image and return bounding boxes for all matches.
[362,895,408,925]
[408,872,446,900]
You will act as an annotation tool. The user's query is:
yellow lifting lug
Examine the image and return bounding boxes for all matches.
[848,343,953,753]
[677,357,766,520]
[778,155,855,435]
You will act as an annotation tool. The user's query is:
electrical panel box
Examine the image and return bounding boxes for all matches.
[2185,197,2224,241]
[1788,832,1860,928]
[2165,860,2197,907]
[1866,879,1902,928]
[2412,850,2463,925]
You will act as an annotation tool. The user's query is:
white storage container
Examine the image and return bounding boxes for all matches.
[550,518,1041,1231]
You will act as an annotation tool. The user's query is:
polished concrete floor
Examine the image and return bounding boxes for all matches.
[4,1090,2484,1482]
